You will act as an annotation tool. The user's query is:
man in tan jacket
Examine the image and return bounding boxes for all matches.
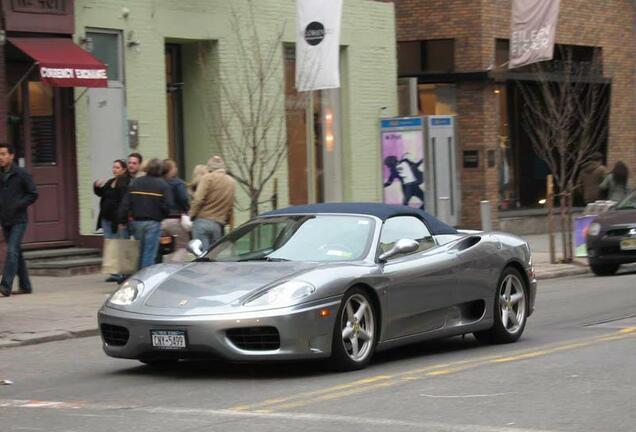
[190,155,236,250]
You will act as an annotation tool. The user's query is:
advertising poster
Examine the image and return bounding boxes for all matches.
[381,127,425,209]
[574,215,596,257]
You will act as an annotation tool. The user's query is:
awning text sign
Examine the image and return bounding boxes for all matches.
[9,37,108,88]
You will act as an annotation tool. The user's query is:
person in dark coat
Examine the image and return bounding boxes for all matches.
[94,159,131,238]
[0,143,38,297]
[118,159,173,269]
[94,159,131,282]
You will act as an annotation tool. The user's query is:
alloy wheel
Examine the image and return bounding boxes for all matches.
[498,273,526,334]
[340,293,375,362]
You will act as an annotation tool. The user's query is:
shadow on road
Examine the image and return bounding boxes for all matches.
[104,334,503,380]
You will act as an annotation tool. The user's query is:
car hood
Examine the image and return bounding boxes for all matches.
[140,261,319,315]
[595,209,636,227]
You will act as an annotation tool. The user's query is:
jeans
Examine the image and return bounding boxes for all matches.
[132,220,162,269]
[1,223,31,292]
[102,218,129,239]
[192,218,223,251]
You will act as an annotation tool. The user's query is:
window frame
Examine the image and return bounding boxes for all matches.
[377,216,437,262]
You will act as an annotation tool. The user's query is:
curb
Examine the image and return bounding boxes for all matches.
[536,266,590,280]
[0,328,99,350]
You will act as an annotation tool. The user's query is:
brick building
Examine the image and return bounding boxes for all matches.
[389,0,636,231]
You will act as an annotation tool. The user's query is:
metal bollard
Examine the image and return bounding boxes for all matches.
[480,200,492,232]
[438,197,451,225]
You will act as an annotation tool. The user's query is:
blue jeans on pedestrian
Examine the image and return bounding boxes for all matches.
[192,218,223,251]
[132,220,161,269]
[102,218,129,239]
[1,223,31,293]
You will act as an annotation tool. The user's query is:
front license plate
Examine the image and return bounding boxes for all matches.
[151,330,187,349]
[620,239,636,251]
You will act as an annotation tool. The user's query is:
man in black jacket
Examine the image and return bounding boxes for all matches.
[0,144,38,297]
[118,158,173,269]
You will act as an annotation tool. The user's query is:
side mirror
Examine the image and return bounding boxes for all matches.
[379,238,419,262]
[186,239,206,258]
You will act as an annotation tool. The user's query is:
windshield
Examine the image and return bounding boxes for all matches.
[206,215,376,262]
[616,190,636,210]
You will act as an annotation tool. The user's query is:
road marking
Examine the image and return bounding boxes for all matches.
[230,327,636,412]
[420,392,513,398]
[0,398,559,432]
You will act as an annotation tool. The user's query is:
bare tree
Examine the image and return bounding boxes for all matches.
[196,1,304,218]
[516,47,610,262]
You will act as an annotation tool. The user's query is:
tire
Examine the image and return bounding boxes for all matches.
[474,267,528,345]
[590,262,619,276]
[329,288,378,371]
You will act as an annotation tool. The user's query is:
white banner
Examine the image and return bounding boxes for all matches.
[296,0,343,91]
[509,0,560,69]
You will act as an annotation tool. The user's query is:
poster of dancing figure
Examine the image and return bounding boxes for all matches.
[381,129,425,209]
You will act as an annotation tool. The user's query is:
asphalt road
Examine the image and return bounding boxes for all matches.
[1,270,636,432]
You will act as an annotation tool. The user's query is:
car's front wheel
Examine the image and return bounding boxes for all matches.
[474,267,527,345]
[329,288,378,371]
[590,262,619,276]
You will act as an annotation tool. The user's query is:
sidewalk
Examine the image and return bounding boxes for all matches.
[0,233,591,349]
[0,273,113,349]
[522,233,591,280]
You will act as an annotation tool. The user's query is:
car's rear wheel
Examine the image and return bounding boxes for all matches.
[590,262,619,276]
[329,288,378,371]
[474,267,527,345]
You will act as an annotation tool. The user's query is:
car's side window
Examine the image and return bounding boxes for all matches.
[379,216,436,259]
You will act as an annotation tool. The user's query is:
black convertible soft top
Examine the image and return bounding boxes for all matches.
[262,202,458,235]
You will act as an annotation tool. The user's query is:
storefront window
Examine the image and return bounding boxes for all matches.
[86,30,122,82]
[418,84,457,115]
[398,40,455,75]
[28,81,56,165]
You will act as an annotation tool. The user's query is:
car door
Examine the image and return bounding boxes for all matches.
[381,216,458,340]
[452,234,502,305]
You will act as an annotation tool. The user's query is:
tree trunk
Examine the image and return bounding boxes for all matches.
[566,192,574,261]
[249,189,259,219]
[559,193,567,263]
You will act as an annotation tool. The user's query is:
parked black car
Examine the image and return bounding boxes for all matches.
[586,189,636,275]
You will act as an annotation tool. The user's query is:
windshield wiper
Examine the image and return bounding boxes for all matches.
[238,257,291,262]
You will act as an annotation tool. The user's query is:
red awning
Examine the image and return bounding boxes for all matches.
[9,38,108,88]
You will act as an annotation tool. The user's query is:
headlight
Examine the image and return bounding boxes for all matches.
[588,223,601,237]
[243,281,316,308]
[108,279,144,306]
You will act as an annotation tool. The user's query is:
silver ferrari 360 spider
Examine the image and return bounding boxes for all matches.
[98,203,536,370]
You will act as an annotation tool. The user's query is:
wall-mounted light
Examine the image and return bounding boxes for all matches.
[79,36,94,52]
[121,7,130,19]
[126,31,141,52]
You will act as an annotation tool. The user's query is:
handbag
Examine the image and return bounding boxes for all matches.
[102,238,140,275]
[159,234,176,255]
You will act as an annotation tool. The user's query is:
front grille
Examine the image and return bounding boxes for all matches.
[605,228,632,237]
[226,326,280,351]
[101,324,130,346]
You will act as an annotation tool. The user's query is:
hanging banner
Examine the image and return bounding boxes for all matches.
[296,0,343,91]
[509,0,560,69]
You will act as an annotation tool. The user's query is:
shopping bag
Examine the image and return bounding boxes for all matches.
[180,214,193,231]
[102,238,140,275]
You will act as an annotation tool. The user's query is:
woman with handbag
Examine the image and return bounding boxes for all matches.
[94,159,131,282]
[159,159,191,262]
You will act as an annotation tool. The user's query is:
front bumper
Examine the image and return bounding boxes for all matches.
[586,236,636,265]
[98,299,340,361]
